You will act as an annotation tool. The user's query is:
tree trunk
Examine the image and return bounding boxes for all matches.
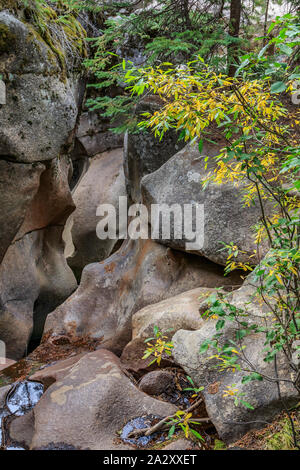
[181,0,191,30]
[228,0,242,77]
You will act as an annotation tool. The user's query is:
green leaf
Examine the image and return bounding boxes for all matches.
[258,44,269,59]
[168,425,176,439]
[198,139,204,153]
[278,43,293,56]
[216,319,225,331]
[190,429,205,441]
[240,400,255,410]
[199,340,210,354]
[144,337,154,343]
[153,325,159,336]
[242,372,263,384]
[270,81,287,94]
[187,376,195,386]
[142,351,152,359]
[235,329,247,340]
[267,22,276,34]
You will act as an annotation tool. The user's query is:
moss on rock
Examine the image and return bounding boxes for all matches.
[0,0,20,11]
[0,23,16,53]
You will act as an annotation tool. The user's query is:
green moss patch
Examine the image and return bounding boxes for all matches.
[0,23,16,54]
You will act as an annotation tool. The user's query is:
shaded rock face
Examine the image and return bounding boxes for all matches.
[9,349,177,450]
[139,371,174,396]
[141,142,272,266]
[0,156,78,360]
[0,160,44,264]
[45,239,243,356]
[64,148,127,277]
[172,279,298,443]
[74,112,124,158]
[124,96,185,203]
[0,158,78,362]
[0,11,85,359]
[0,225,77,360]
[0,11,82,163]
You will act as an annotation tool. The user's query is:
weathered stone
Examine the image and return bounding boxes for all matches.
[0,160,44,263]
[121,287,213,371]
[15,157,75,240]
[0,226,77,360]
[29,353,86,390]
[9,410,34,449]
[0,11,83,163]
[0,11,83,359]
[124,95,185,202]
[139,371,174,396]
[0,157,77,360]
[172,279,298,443]
[132,287,212,340]
[141,142,272,265]
[64,148,127,276]
[11,349,177,450]
[44,239,243,356]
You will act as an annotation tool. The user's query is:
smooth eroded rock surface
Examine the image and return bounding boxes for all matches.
[10,349,177,450]
[121,287,214,371]
[0,161,44,263]
[64,148,127,276]
[45,239,243,356]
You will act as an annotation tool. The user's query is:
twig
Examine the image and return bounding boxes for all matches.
[127,397,204,438]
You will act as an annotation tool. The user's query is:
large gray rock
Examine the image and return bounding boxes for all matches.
[45,239,243,356]
[64,148,127,276]
[0,10,83,359]
[124,95,185,202]
[10,349,177,450]
[172,279,298,443]
[141,142,272,266]
[0,11,83,163]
